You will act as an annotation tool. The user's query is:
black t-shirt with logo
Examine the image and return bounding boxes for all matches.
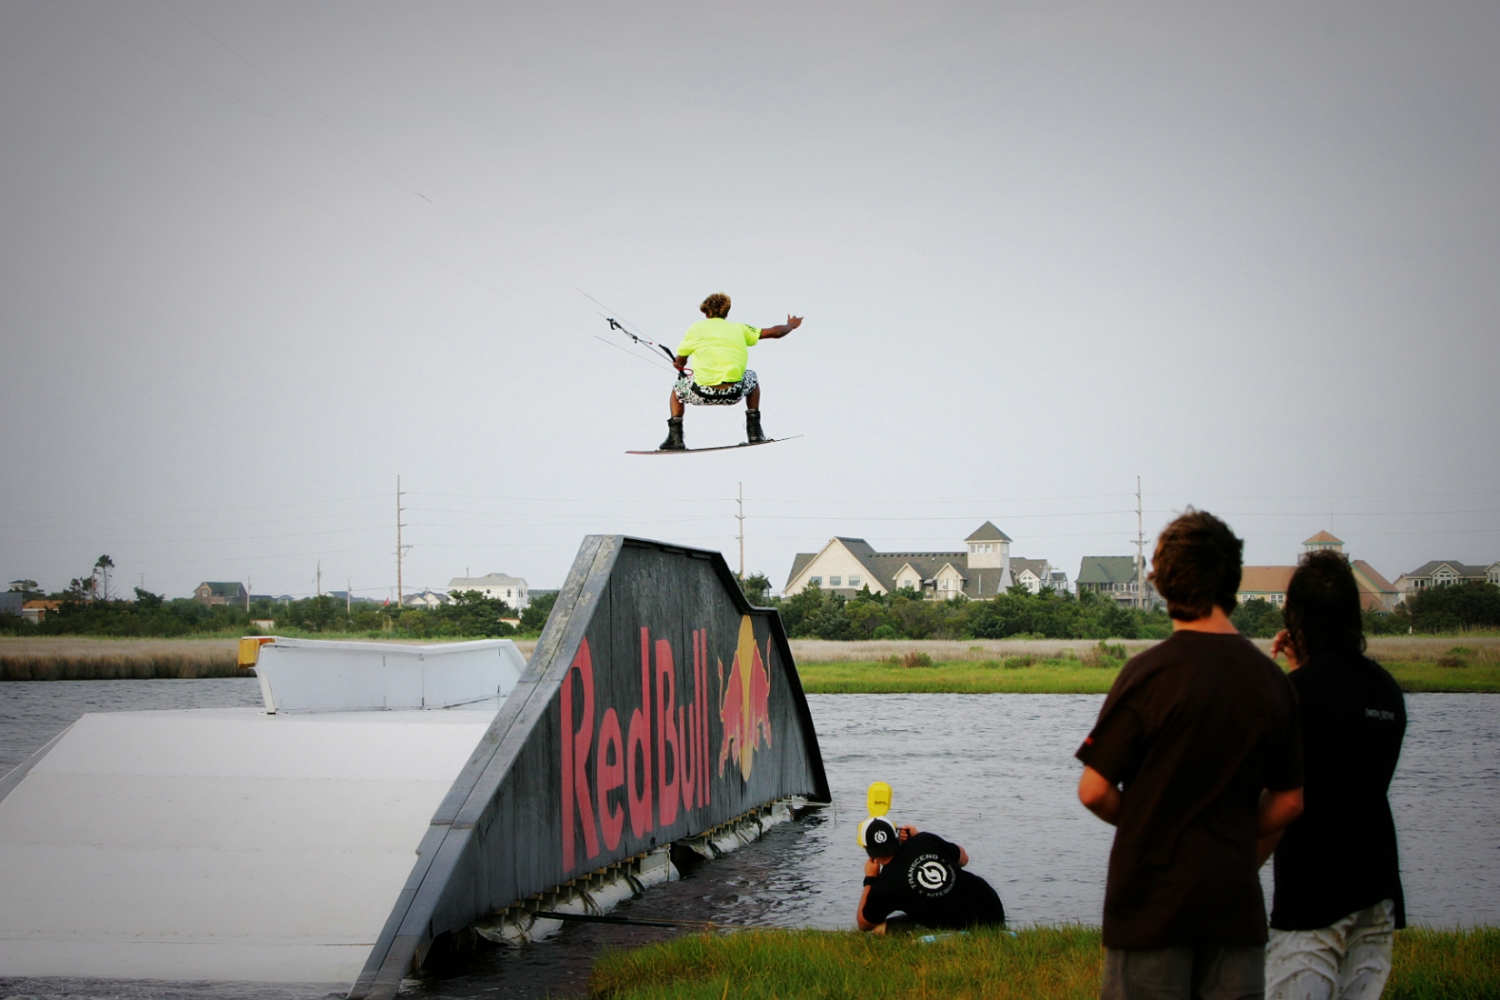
[861,832,1005,930]
[1272,651,1406,931]
[1076,631,1303,949]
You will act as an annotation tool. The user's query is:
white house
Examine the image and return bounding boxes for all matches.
[1011,558,1068,595]
[784,523,1063,601]
[447,573,530,610]
[402,589,449,610]
[1395,560,1500,602]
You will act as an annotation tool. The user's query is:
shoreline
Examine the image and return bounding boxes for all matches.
[4,636,1498,692]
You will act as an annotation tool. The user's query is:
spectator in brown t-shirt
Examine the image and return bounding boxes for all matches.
[1076,509,1305,1000]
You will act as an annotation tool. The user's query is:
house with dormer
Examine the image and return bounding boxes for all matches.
[785,522,1060,600]
[1395,560,1500,603]
[1011,558,1068,595]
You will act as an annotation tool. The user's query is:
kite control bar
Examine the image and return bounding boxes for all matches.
[605,317,675,363]
[604,317,689,379]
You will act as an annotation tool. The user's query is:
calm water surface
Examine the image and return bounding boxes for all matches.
[1,681,1495,999]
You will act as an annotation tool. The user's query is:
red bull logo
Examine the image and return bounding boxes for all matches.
[559,626,714,873]
[717,616,773,782]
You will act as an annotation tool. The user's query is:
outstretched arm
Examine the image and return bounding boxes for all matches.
[758,315,803,340]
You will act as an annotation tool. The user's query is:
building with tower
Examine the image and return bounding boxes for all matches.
[783,522,1067,600]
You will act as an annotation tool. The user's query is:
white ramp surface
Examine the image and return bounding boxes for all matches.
[0,707,496,984]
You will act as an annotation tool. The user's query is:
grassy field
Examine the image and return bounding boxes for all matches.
[794,637,1500,694]
[589,925,1500,1000]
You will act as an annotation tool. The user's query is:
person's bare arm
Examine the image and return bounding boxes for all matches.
[673,354,689,373]
[1270,630,1302,671]
[1078,766,1123,825]
[757,315,803,340]
[1255,787,1304,865]
[956,846,969,867]
[856,858,880,931]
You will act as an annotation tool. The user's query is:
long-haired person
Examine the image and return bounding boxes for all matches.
[1265,550,1407,1000]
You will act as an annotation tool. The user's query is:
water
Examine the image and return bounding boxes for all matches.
[1,683,1496,998]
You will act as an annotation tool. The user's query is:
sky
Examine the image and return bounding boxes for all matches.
[1,0,1497,601]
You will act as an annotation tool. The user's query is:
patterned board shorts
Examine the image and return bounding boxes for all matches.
[674,369,757,407]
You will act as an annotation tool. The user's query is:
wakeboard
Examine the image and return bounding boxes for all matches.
[627,435,801,455]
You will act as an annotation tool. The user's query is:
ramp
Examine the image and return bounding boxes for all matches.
[0,638,526,984]
[350,536,830,998]
[0,708,500,983]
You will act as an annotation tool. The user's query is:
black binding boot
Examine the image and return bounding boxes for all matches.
[659,417,686,451]
[745,408,767,444]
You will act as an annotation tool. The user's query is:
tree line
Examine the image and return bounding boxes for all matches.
[1,585,559,639]
[8,568,1498,641]
[742,577,1500,641]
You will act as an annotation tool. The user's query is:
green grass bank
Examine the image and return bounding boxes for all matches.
[3,636,1497,691]
[590,925,1500,1000]
[791,637,1500,694]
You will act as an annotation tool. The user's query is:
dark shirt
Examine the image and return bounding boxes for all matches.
[862,832,1006,930]
[1077,631,1303,948]
[1272,651,1406,930]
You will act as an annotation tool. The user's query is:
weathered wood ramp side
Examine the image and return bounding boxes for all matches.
[349,536,830,1000]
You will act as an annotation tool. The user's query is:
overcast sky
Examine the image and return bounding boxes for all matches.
[2,0,1496,601]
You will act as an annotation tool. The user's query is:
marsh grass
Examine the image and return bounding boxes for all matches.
[589,926,1499,1000]
[0,637,241,680]
[0,635,542,680]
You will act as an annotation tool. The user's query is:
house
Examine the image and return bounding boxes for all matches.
[783,523,1065,601]
[22,600,60,623]
[1351,561,1401,613]
[193,582,247,607]
[402,590,449,610]
[1234,533,1400,612]
[1395,560,1500,603]
[1011,558,1069,595]
[446,573,530,610]
[1238,567,1295,607]
[1076,557,1159,608]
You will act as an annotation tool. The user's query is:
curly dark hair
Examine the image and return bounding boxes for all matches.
[700,293,731,318]
[1148,508,1244,621]
[1283,549,1366,661]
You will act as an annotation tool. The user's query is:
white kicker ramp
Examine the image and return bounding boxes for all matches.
[0,638,526,985]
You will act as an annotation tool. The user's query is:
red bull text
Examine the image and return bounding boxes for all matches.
[563,617,780,873]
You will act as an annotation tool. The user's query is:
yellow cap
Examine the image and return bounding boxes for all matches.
[866,781,892,818]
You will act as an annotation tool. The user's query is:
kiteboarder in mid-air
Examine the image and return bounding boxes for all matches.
[655,293,802,452]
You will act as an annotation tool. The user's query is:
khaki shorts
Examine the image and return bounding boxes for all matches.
[1102,942,1265,1000]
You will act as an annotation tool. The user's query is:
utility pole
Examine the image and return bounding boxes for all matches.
[396,475,410,610]
[346,578,351,614]
[316,560,322,597]
[246,576,251,612]
[1134,476,1145,609]
[736,482,745,581]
